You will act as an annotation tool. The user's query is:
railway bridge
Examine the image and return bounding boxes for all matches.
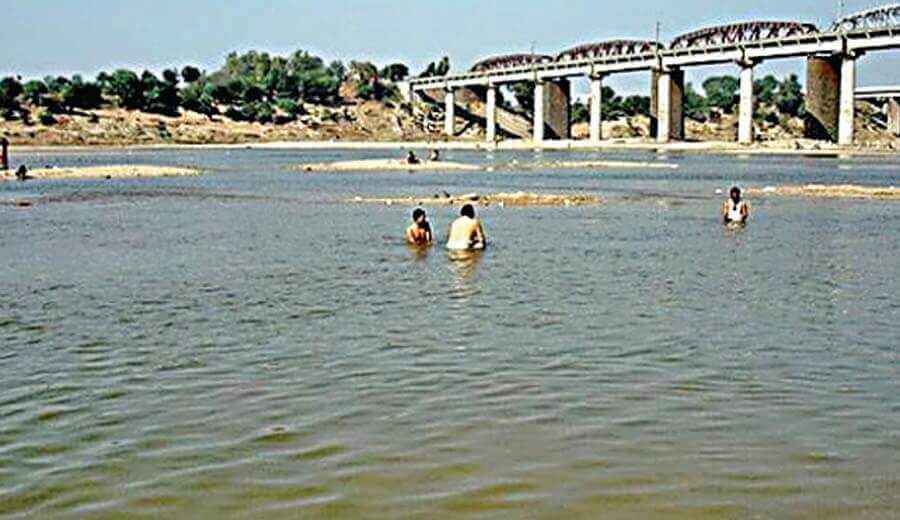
[401,4,900,146]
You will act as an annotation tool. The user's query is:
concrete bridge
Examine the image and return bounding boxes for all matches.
[401,3,900,146]
[856,85,900,135]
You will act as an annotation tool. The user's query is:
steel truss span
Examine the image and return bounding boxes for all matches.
[471,54,553,73]
[556,40,661,61]
[669,21,819,50]
[832,4,900,32]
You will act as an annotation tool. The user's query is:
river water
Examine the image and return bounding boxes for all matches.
[0,148,898,518]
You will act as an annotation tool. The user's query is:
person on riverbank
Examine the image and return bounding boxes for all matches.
[1,138,9,171]
[406,208,433,246]
[429,149,440,162]
[446,204,486,250]
[15,165,30,182]
[406,150,420,165]
[723,186,750,226]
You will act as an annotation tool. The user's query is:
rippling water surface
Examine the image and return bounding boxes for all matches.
[1,149,898,518]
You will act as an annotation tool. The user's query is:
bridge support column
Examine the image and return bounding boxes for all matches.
[653,69,684,143]
[805,55,841,141]
[738,63,755,145]
[889,98,900,137]
[590,75,603,143]
[838,54,857,146]
[485,85,497,142]
[444,89,455,137]
[533,82,545,142]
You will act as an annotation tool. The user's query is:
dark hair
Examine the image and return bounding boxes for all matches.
[412,208,426,220]
[730,186,741,197]
[460,204,476,218]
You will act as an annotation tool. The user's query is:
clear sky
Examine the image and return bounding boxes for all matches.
[4,0,899,97]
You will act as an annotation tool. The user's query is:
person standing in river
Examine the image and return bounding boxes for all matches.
[406,208,433,246]
[446,204,487,250]
[723,186,750,226]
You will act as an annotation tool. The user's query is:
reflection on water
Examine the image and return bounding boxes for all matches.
[0,149,898,518]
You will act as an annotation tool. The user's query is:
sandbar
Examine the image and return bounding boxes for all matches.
[1,165,201,181]
[350,191,601,207]
[748,184,900,200]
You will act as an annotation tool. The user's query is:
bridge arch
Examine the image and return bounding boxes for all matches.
[470,54,553,72]
[669,21,819,49]
[831,3,900,32]
[556,40,661,61]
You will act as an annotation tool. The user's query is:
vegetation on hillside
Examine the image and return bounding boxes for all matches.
[0,50,414,126]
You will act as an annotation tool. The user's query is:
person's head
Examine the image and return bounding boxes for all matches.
[730,186,741,202]
[412,207,427,224]
[407,150,415,157]
[460,204,476,219]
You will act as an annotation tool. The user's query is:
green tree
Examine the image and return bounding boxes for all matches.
[141,70,180,115]
[21,80,48,105]
[509,82,534,113]
[683,82,710,121]
[181,66,202,83]
[571,99,589,124]
[105,69,145,109]
[702,75,739,113]
[60,75,103,110]
[601,86,623,118]
[754,75,779,105]
[380,63,409,82]
[621,95,650,117]
[775,74,804,117]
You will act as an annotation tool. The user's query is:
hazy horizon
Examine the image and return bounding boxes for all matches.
[5,0,900,97]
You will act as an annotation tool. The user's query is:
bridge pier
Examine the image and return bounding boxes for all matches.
[653,69,684,143]
[805,55,841,141]
[485,85,497,142]
[738,62,755,145]
[533,82,545,142]
[838,54,857,146]
[590,75,603,142]
[444,89,456,136]
[889,98,900,137]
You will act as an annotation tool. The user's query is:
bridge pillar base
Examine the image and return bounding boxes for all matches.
[838,55,857,146]
[889,98,900,137]
[738,64,755,145]
[652,69,684,143]
[444,90,456,137]
[590,76,603,142]
[805,56,841,142]
[533,80,571,142]
[486,86,497,142]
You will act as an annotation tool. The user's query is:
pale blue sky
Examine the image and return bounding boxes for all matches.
[4,0,899,97]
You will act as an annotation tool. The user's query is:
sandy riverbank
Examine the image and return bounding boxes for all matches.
[747,184,900,200]
[1,165,200,181]
[350,191,601,207]
[11,138,900,157]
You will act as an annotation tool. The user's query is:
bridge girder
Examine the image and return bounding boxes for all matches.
[670,21,819,50]
[556,40,661,61]
[470,54,553,73]
[831,3,900,32]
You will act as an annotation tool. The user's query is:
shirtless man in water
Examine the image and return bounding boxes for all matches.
[723,186,750,225]
[446,204,486,250]
[405,208,433,245]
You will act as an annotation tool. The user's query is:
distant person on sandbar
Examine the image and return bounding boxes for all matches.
[429,149,440,162]
[406,207,433,246]
[723,186,749,226]
[15,165,30,182]
[446,204,486,250]
[406,150,420,165]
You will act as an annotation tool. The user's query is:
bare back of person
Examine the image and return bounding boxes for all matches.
[446,205,486,250]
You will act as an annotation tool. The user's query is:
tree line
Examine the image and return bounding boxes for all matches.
[0,50,412,125]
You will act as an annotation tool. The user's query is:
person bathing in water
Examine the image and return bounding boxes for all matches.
[723,186,750,226]
[406,208,433,245]
[446,204,486,250]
